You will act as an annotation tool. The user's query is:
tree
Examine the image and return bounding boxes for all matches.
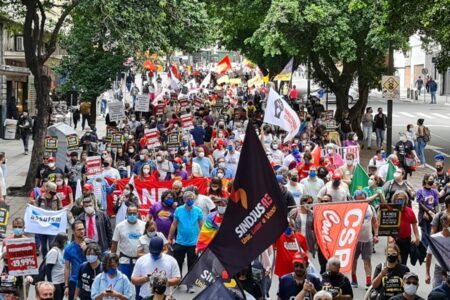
[2,0,81,193]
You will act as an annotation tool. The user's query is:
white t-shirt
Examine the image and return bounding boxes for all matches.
[224,151,240,177]
[194,195,216,219]
[358,205,376,242]
[132,253,181,297]
[285,183,303,205]
[137,232,168,255]
[46,247,65,284]
[300,177,325,202]
[112,219,146,258]
[102,168,121,180]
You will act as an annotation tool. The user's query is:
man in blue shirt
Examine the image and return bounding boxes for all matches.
[64,220,87,300]
[210,157,233,179]
[190,120,205,146]
[168,191,203,293]
[192,147,213,177]
[429,271,450,299]
[131,149,156,175]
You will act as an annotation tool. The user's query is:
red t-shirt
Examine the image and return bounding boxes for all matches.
[57,185,73,207]
[398,206,417,239]
[274,232,309,277]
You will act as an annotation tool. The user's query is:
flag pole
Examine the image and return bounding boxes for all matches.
[287,198,372,209]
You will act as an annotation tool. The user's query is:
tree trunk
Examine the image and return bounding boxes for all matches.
[23,72,51,192]
[334,89,349,123]
[89,98,97,128]
[350,80,370,138]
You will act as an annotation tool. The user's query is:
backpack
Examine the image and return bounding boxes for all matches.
[423,126,431,142]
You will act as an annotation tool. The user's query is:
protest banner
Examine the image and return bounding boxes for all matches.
[5,238,38,276]
[0,207,9,234]
[179,97,189,109]
[155,103,165,115]
[194,97,204,108]
[24,205,68,236]
[135,95,150,112]
[85,156,102,177]
[320,110,334,120]
[167,132,180,147]
[181,114,194,129]
[314,202,368,273]
[108,102,125,122]
[378,203,403,236]
[144,128,161,149]
[320,146,360,164]
[44,136,58,151]
[66,134,79,151]
[111,133,124,148]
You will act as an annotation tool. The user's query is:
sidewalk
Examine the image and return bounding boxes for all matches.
[371,90,450,104]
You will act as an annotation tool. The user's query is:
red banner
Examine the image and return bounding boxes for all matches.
[5,238,39,276]
[313,202,368,273]
[106,177,209,217]
[181,114,193,129]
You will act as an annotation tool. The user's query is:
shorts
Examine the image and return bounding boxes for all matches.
[354,240,373,261]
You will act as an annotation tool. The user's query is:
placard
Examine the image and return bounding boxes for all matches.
[320,110,334,120]
[44,136,58,151]
[111,133,124,147]
[85,156,102,177]
[179,97,189,109]
[194,97,204,107]
[66,134,79,151]
[108,102,125,122]
[0,208,9,234]
[5,238,38,276]
[181,114,194,129]
[145,129,161,149]
[167,132,180,146]
[378,203,403,236]
[155,103,165,115]
[170,92,178,101]
[215,98,224,109]
[135,95,150,112]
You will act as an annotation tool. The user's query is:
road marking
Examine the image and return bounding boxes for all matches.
[431,113,450,119]
[416,112,435,119]
[399,112,416,118]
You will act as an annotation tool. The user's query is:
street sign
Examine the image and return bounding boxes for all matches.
[422,68,428,75]
[382,75,400,100]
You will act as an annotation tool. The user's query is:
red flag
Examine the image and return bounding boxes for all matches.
[313,202,368,273]
[215,55,232,75]
[170,65,181,79]
[312,146,322,167]
[144,60,156,71]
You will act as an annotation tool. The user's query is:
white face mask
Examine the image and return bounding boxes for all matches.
[123,189,130,196]
[48,163,55,168]
[139,155,145,160]
[368,179,375,186]
[346,159,353,165]
[403,283,418,295]
[143,168,150,175]
[84,207,95,215]
[198,152,205,158]
[400,136,407,142]
[217,206,227,215]
[327,149,334,154]
[55,181,63,186]
[218,162,225,168]
[393,172,402,180]
[353,136,358,141]
[272,144,279,150]
[217,173,224,179]
[156,156,162,162]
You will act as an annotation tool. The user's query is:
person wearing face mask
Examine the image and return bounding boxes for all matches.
[259,124,273,151]
[74,243,103,300]
[278,252,322,300]
[196,197,228,254]
[390,272,424,300]
[210,157,233,179]
[207,177,228,198]
[296,152,314,180]
[361,107,374,150]
[183,185,215,221]
[150,191,176,238]
[64,152,86,199]
[17,111,33,155]
[137,220,168,257]
[317,172,350,202]
[288,195,316,258]
[172,161,188,180]
[189,119,206,146]
[428,270,450,299]
[274,222,309,279]
[337,153,356,186]
[91,253,132,300]
[389,191,420,265]
[269,141,284,166]
[433,155,450,205]
[80,128,98,156]
[377,154,400,181]
[53,174,73,208]
[132,237,181,299]
[155,152,174,181]
[372,244,410,300]
[320,257,353,300]
[394,133,420,178]
[224,142,240,178]
[383,168,415,203]
[363,175,386,208]
[416,174,439,239]
[405,124,417,147]
[285,170,304,205]
[168,192,203,292]
[42,157,64,183]
[114,184,139,224]
[212,139,227,161]
[343,132,359,147]
[86,174,117,212]
[101,157,120,181]
[44,233,68,300]
[300,167,325,202]
[324,144,344,169]
[135,118,147,140]
[373,107,387,149]
[192,147,213,178]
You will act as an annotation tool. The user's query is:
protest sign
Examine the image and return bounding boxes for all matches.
[111,133,124,148]
[167,132,180,146]
[0,207,9,234]
[155,103,165,115]
[320,110,334,120]
[86,156,102,177]
[24,205,68,235]
[181,114,194,129]
[179,97,189,109]
[66,134,79,151]
[5,238,38,276]
[194,97,204,108]
[378,203,403,236]
[215,98,224,109]
[44,136,58,151]
[135,95,150,112]
[170,92,178,101]
[108,102,125,122]
[144,129,161,149]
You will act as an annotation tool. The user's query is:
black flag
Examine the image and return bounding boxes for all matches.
[193,277,240,300]
[208,122,288,276]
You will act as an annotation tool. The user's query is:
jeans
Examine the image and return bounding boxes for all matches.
[362,126,372,148]
[68,280,76,300]
[21,133,30,152]
[81,115,89,130]
[416,137,426,165]
[119,261,140,297]
[101,99,107,114]
[36,234,55,257]
[431,91,437,104]
[375,128,385,149]
[420,219,432,238]
[172,243,197,277]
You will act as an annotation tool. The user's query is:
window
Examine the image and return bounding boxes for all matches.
[15,36,24,52]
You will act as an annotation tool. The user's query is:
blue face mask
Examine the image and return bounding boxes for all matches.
[151,254,161,261]
[186,199,194,207]
[227,145,233,151]
[304,160,310,165]
[285,227,293,236]
[182,157,187,163]
[397,199,404,206]
[127,214,138,223]
[309,171,316,177]
[292,148,299,155]
[381,152,387,159]
[86,255,97,263]
[13,228,23,236]
[182,141,188,147]
[107,267,117,276]
[165,198,174,206]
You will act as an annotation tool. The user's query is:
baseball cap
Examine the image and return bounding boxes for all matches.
[403,272,419,281]
[149,236,164,255]
[292,252,308,264]
[48,157,56,162]
[332,172,342,180]
[83,183,93,192]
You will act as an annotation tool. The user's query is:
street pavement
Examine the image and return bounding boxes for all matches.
[0,98,444,298]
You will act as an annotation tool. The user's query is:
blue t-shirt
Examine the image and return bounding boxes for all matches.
[174,205,203,246]
[430,283,450,299]
[193,157,212,177]
[63,241,87,282]
[277,273,322,300]
[190,126,205,146]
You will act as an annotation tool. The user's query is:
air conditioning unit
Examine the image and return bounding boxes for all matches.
[15,36,24,52]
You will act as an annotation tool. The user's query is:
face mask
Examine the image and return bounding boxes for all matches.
[353,136,358,141]
[332,180,341,188]
[227,145,233,151]
[129,149,135,154]
[186,199,194,206]
[106,147,111,152]
[309,171,316,178]
[292,148,299,155]
[84,207,95,215]
[48,163,55,168]
[291,176,298,182]
[55,181,63,186]
[436,166,444,171]
[49,191,57,196]
[427,180,434,186]
[346,159,353,165]
[198,152,205,158]
[86,255,97,263]
[218,162,225,168]
[13,228,23,236]
[154,284,167,295]
[103,162,110,168]
[156,156,162,162]
[182,156,188,163]
[396,199,404,206]
[165,198,174,206]
[127,214,138,223]
[328,271,339,277]
[393,172,402,180]
[217,173,224,179]
[143,168,150,175]
[368,179,375,186]
[123,189,131,196]
[107,267,117,276]
[272,144,279,150]
[404,283,418,295]
[217,206,227,214]
[387,255,397,263]
[148,231,157,238]
[327,149,333,154]
[285,227,292,236]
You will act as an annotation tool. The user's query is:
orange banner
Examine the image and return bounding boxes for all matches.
[313,202,368,273]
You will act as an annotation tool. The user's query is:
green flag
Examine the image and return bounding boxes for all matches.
[350,163,369,195]
[386,161,397,181]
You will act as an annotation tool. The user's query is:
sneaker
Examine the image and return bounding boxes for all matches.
[351,280,358,288]
[24,151,28,155]
[187,287,195,294]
